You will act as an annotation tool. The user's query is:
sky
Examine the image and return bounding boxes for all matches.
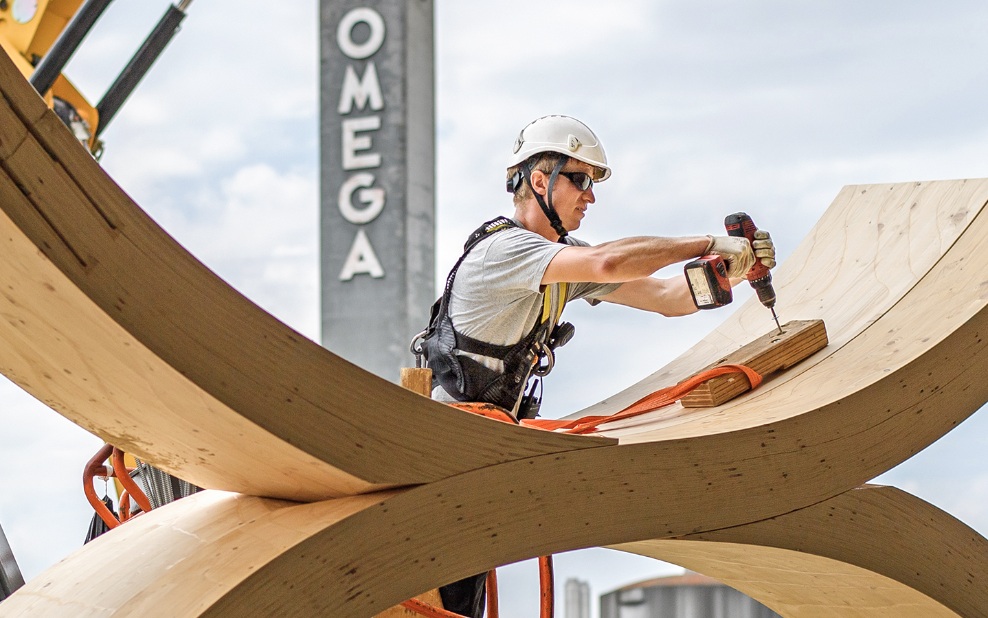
[2,1,988,616]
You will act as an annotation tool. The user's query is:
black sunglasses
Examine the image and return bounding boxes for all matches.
[558,171,593,191]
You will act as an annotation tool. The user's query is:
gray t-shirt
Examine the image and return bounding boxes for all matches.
[433,223,620,402]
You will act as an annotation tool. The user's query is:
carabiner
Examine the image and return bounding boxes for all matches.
[409,329,428,368]
[532,342,555,377]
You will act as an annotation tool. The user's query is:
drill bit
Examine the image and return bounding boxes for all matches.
[771,307,783,335]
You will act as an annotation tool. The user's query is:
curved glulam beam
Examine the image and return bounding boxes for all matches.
[0,51,607,501]
[614,485,988,617]
[0,490,397,616]
[5,486,984,617]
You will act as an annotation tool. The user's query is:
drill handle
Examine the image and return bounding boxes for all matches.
[725,211,770,281]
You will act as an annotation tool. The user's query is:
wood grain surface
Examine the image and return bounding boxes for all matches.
[3,485,982,616]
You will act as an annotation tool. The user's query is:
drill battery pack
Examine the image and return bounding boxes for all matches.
[685,255,733,310]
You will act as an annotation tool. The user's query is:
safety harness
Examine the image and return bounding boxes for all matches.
[414,216,575,420]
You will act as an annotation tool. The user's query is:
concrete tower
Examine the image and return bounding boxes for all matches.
[319,1,435,380]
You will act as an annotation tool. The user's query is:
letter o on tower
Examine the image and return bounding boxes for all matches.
[336,8,386,60]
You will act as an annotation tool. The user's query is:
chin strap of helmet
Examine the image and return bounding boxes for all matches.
[521,158,569,243]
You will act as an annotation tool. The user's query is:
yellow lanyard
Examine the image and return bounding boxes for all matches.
[541,282,569,329]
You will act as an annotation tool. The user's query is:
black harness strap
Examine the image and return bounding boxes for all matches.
[521,159,569,242]
[419,217,571,418]
[431,217,519,334]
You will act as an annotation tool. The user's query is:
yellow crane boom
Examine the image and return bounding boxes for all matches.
[0,0,100,153]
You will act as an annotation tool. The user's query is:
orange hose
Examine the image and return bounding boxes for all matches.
[83,443,119,529]
[119,491,131,522]
[539,556,554,618]
[399,569,500,618]
[111,447,153,514]
[486,569,499,618]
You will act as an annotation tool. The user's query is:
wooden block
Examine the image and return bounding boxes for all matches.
[681,319,828,408]
[400,367,433,398]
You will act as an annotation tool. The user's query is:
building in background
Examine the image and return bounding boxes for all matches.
[565,577,591,618]
[320,0,436,381]
[600,571,780,618]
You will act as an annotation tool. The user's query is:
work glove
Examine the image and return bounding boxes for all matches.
[752,229,776,269]
[704,235,755,279]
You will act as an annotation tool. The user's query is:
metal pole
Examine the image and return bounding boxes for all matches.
[95,2,191,137]
[29,0,115,96]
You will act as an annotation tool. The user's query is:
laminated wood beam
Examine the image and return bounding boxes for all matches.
[3,485,983,617]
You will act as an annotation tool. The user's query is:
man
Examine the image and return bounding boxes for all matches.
[419,115,774,617]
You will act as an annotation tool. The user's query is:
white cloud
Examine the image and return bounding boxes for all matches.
[142,162,321,339]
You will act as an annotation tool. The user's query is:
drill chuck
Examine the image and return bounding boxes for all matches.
[750,276,776,308]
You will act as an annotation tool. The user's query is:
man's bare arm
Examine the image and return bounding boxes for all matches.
[596,274,749,316]
[596,276,698,316]
[542,236,711,285]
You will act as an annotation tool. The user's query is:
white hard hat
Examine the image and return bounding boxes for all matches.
[508,115,611,181]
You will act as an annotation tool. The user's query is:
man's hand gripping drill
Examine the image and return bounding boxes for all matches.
[725,212,781,334]
[686,214,779,333]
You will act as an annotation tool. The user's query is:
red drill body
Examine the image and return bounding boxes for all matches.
[725,212,782,333]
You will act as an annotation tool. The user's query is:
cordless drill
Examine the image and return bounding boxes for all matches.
[725,212,782,334]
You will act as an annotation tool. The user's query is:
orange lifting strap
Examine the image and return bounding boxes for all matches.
[524,364,762,434]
